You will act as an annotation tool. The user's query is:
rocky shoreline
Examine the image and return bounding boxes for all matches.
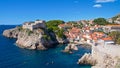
[3,26,120,68]
[3,26,68,50]
[77,45,120,68]
[4,26,120,68]
[62,43,78,53]
[77,53,97,66]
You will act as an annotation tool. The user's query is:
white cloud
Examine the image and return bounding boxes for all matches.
[93,4,102,8]
[96,0,115,3]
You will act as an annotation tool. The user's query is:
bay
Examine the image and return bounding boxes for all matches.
[0,25,91,68]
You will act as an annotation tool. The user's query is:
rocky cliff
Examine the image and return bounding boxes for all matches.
[78,45,120,68]
[3,26,67,50]
[63,44,78,53]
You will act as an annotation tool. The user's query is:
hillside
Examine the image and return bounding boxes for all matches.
[107,14,120,24]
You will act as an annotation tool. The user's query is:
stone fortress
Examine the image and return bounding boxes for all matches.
[22,20,46,31]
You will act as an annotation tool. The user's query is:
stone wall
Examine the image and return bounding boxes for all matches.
[91,44,120,68]
[78,44,120,68]
[22,20,46,31]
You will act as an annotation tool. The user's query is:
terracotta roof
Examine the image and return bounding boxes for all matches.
[58,24,65,27]
[64,27,81,39]
[106,24,120,27]
[84,27,90,30]
[93,32,104,35]
[102,37,112,41]
[93,37,98,40]
[70,27,80,33]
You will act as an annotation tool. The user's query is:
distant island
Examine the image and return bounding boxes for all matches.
[3,14,120,68]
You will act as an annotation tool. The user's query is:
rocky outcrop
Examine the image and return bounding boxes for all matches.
[56,36,69,44]
[3,28,19,38]
[63,44,78,53]
[3,26,65,50]
[16,30,46,50]
[78,45,120,68]
[77,53,97,65]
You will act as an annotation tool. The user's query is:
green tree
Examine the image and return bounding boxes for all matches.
[94,18,109,25]
[43,34,51,40]
[46,20,64,27]
[46,20,66,39]
[57,29,66,38]
[46,20,64,31]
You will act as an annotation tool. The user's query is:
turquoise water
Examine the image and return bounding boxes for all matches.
[0,25,91,68]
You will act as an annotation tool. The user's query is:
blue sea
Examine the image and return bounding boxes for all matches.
[0,25,91,68]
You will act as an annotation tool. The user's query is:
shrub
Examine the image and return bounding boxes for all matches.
[94,18,109,25]
[43,34,51,40]
[46,20,66,39]
[17,26,23,31]
[26,29,33,36]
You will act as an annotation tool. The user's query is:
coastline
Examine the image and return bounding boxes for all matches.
[2,16,120,68]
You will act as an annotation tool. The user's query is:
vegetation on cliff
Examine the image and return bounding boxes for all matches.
[69,21,83,28]
[42,34,51,40]
[94,18,109,25]
[17,26,33,36]
[46,20,66,39]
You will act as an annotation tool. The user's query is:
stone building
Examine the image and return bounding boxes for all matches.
[22,20,46,31]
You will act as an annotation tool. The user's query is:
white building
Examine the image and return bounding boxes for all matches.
[103,25,120,32]
[101,37,114,46]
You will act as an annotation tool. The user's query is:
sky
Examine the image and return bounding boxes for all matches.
[0,0,120,25]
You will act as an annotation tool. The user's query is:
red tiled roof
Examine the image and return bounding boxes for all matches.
[106,24,120,27]
[102,37,113,41]
[58,24,65,27]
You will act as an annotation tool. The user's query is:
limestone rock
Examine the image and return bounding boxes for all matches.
[78,45,120,68]
[71,44,78,50]
[56,36,69,44]
[3,26,60,50]
[77,53,97,65]
[3,28,19,38]
[63,44,78,53]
